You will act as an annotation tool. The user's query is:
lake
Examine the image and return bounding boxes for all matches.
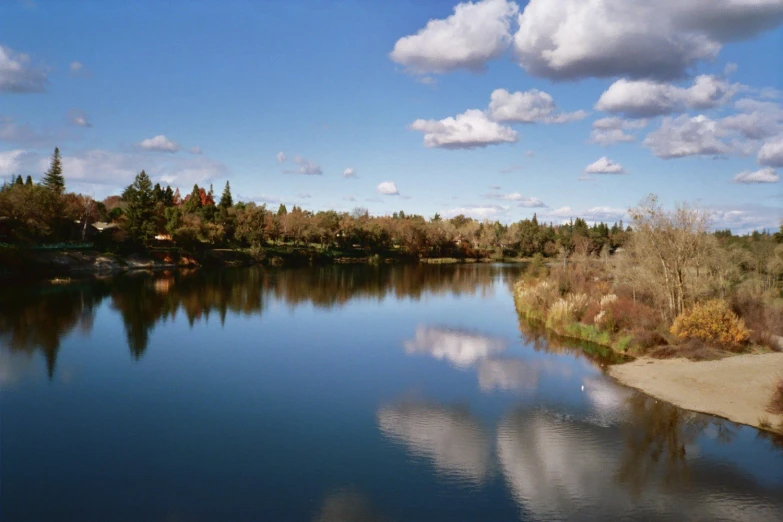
[1,264,782,521]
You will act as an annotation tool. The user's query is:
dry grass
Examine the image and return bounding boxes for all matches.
[767,378,783,415]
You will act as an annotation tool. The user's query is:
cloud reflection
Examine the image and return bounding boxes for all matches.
[403,326,506,369]
[477,358,539,392]
[377,402,491,483]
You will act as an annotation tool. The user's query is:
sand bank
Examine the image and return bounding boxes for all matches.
[609,352,783,431]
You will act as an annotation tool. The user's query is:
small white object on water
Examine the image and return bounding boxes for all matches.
[581,385,584,391]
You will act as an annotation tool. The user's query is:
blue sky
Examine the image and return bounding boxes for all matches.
[1,0,781,232]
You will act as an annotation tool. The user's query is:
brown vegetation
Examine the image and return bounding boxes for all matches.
[768,379,783,415]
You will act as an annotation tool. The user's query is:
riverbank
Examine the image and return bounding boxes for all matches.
[0,246,529,280]
[609,353,783,433]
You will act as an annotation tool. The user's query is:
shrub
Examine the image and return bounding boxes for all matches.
[515,280,559,319]
[632,330,668,350]
[648,339,725,361]
[670,300,750,346]
[601,297,660,333]
[768,379,783,415]
[545,293,589,328]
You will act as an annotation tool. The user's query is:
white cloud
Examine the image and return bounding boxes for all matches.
[0,149,32,176]
[343,196,357,202]
[284,155,322,175]
[444,204,507,220]
[499,165,524,173]
[410,109,518,149]
[377,181,399,195]
[342,167,357,178]
[643,115,734,159]
[589,117,647,146]
[513,0,783,81]
[297,192,312,198]
[0,44,47,93]
[585,206,628,223]
[757,136,783,167]
[403,326,506,368]
[389,0,519,74]
[189,146,202,155]
[595,76,739,118]
[241,194,282,205]
[708,203,782,234]
[67,109,91,127]
[0,117,59,146]
[276,151,286,164]
[719,99,783,140]
[733,167,779,184]
[488,88,586,124]
[525,150,535,157]
[585,156,625,174]
[69,61,83,73]
[486,192,545,207]
[139,134,180,153]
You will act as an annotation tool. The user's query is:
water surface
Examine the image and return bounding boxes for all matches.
[1,265,782,521]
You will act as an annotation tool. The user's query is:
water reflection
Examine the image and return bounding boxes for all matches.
[0,264,520,378]
[403,326,506,369]
[313,488,387,522]
[377,402,492,484]
[477,358,539,393]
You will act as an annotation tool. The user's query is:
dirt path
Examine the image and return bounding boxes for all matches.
[609,352,783,431]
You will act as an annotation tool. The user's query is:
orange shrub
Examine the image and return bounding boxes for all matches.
[670,300,750,346]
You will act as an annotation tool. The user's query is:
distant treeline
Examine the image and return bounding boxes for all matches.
[1,148,780,261]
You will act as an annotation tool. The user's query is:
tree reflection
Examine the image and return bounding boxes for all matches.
[0,282,110,378]
[0,264,522,378]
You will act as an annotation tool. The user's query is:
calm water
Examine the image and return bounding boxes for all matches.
[1,264,782,522]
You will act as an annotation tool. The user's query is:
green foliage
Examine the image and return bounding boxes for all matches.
[122,170,158,244]
[41,147,65,193]
[219,181,233,209]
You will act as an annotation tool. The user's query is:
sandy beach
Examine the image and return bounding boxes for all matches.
[609,352,783,431]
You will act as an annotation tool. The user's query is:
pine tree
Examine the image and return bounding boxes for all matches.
[183,184,202,214]
[42,147,65,193]
[219,181,233,209]
[14,175,23,185]
[277,204,288,216]
[122,170,157,243]
[25,175,33,186]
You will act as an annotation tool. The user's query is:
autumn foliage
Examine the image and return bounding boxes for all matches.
[670,300,750,346]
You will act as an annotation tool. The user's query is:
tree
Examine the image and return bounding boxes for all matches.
[219,181,233,209]
[14,175,23,185]
[626,194,710,319]
[25,175,33,186]
[122,170,157,243]
[41,147,65,193]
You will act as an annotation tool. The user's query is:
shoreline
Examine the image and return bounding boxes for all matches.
[609,353,783,433]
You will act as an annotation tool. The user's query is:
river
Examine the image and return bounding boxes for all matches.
[1,264,781,521]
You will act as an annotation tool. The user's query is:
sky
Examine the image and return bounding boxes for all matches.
[0,0,781,233]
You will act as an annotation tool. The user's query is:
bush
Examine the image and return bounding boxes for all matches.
[601,297,660,333]
[546,293,589,328]
[632,330,668,350]
[670,299,750,346]
[768,379,783,415]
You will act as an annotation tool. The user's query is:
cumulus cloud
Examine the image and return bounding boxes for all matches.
[595,76,739,118]
[342,167,357,178]
[284,155,322,175]
[0,147,227,197]
[589,117,647,146]
[485,191,545,207]
[513,0,783,81]
[404,326,506,369]
[0,44,47,93]
[488,88,586,124]
[443,204,507,220]
[67,109,91,127]
[585,156,625,174]
[410,109,518,149]
[389,0,519,74]
[377,181,399,195]
[643,115,734,159]
[757,136,783,167]
[733,167,779,184]
[719,99,783,140]
[708,203,782,234]
[276,151,286,164]
[139,134,180,153]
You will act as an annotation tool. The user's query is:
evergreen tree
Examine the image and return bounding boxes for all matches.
[14,175,23,185]
[42,147,65,193]
[219,181,233,209]
[25,175,33,186]
[122,170,157,243]
[277,204,288,216]
[183,184,203,214]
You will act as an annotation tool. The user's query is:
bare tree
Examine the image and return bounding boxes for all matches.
[626,194,710,319]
